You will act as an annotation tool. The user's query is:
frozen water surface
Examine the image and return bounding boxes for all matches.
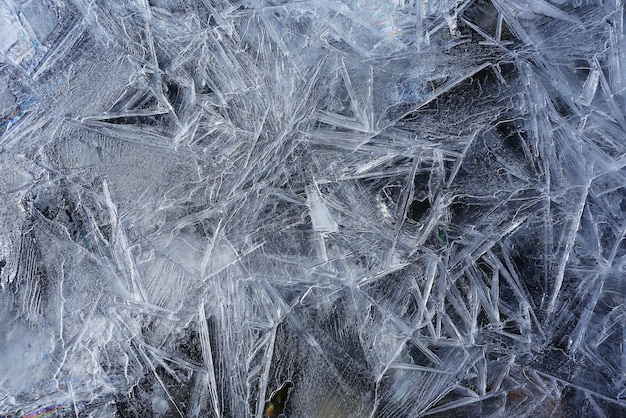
[1,0,626,417]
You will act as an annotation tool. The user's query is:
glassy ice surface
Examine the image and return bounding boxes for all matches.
[1,0,626,417]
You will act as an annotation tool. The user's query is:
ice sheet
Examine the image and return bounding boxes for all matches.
[1,0,626,417]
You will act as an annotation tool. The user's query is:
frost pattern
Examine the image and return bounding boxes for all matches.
[1,0,626,417]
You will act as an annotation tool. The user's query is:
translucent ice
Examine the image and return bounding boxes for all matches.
[306,182,338,233]
[1,0,626,417]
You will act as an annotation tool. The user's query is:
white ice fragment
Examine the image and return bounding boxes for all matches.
[306,182,338,233]
[0,3,42,67]
[578,67,600,107]
[151,396,169,415]
[504,0,581,25]
[0,4,20,59]
[19,1,57,43]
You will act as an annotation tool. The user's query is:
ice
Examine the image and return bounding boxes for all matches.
[307,182,338,233]
[1,0,626,417]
